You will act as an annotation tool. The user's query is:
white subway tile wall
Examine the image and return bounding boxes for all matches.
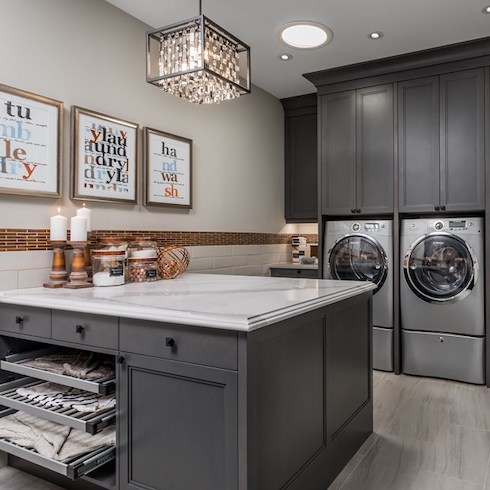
[0,245,291,290]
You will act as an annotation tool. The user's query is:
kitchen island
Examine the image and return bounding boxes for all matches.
[0,273,376,490]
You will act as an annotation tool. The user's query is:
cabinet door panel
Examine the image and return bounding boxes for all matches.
[440,69,485,212]
[398,77,440,212]
[326,297,371,439]
[285,112,318,222]
[357,85,394,214]
[321,91,357,215]
[119,353,237,490]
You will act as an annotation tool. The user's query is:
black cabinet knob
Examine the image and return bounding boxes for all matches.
[357,209,361,214]
[441,205,446,211]
[165,337,176,348]
[75,324,85,334]
[351,209,355,213]
[116,356,125,364]
[15,316,23,325]
[434,206,440,211]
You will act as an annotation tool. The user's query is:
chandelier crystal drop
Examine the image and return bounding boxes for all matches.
[147,15,251,104]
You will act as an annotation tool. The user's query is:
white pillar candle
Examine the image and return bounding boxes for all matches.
[50,208,67,241]
[76,203,92,232]
[70,215,87,242]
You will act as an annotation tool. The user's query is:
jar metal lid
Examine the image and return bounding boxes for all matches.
[92,250,126,256]
[98,237,128,244]
[128,257,157,263]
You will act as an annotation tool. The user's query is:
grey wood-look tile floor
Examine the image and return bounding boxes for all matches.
[328,371,490,490]
[1,371,489,489]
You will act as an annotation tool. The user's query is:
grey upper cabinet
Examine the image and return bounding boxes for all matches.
[399,68,485,213]
[440,69,485,212]
[398,77,440,213]
[321,85,394,216]
[321,91,357,215]
[282,95,318,222]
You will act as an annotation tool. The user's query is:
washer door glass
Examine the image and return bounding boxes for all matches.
[329,235,387,293]
[405,234,475,303]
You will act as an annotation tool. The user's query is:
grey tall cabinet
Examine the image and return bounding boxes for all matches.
[399,68,485,213]
[321,85,394,216]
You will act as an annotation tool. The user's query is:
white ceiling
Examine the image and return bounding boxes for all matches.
[105,0,490,99]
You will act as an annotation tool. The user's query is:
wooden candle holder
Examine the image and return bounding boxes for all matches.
[63,241,93,289]
[43,241,68,288]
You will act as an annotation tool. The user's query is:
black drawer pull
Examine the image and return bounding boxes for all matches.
[351,209,355,213]
[75,324,85,334]
[15,316,23,325]
[165,337,176,348]
[296,269,302,274]
[441,205,446,211]
[434,206,440,211]
[116,356,125,364]
[357,209,361,213]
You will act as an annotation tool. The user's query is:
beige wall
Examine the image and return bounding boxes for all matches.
[0,0,285,233]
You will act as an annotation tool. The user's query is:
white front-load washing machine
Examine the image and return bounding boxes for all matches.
[324,220,393,371]
[400,217,485,384]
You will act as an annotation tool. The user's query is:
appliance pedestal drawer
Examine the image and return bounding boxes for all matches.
[402,330,485,384]
[373,327,393,372]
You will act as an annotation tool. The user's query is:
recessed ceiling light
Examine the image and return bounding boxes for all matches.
[368,31,384,39]
[279,53,293,61]
[482,5,490,13]
[279,21,333,49]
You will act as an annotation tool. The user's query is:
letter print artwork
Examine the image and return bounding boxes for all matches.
[72,107,138,203]
[144,127,192,208]
[0,84,62,197]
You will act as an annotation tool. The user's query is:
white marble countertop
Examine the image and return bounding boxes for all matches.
[0,273,376,332]
[269,263,319,270]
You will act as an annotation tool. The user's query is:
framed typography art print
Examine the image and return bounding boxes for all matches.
[144,127,192,208]
[0,84,62,198]
[71,106,138,203]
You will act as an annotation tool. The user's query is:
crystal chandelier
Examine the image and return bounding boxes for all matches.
[146,3,251,104]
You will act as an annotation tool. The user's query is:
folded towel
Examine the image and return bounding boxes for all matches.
[22,350,115,381]
[0,412,115,462]
[16,382,116,413]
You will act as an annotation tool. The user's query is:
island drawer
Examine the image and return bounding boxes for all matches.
[0,377,115,435]
[1,348,116,395]
[0,305,51,339]
[120,319,238,370]
[52,311,118,351]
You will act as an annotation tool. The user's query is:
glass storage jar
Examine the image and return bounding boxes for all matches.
[128,257,160,283]
[92,250,126,287]
[128,237,158,259]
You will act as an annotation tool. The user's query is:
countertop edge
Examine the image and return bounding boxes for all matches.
[0,281,376,332]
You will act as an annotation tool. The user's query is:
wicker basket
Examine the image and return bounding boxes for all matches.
[157,245,190,279]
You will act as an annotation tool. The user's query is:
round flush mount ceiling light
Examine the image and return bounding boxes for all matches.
[279,21,333,49]
[368,31,384,39]
[482,6,490,13]
[279,53,293,60]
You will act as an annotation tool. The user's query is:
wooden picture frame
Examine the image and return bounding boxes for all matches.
[143,127,192,208]
[0,84,62,198]
[71,106,138,203]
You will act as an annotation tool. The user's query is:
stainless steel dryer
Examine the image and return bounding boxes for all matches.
[400,217,485,384]
[324,220,393,371]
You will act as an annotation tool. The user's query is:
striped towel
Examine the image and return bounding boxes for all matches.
[16,382,115,413]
